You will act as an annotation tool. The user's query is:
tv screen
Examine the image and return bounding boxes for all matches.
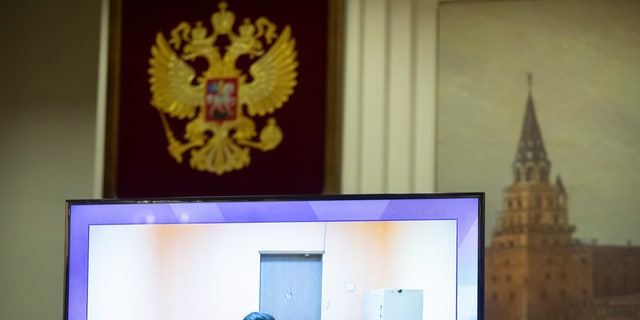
[64,193,484,320]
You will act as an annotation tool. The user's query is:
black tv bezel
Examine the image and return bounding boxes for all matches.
[63,192,485,320]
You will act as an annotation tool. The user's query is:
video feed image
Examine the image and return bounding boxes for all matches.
[87,220,458,320]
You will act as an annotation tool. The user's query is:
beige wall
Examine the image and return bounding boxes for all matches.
[88,225,161,320]
[0,0,101,319]
[0,0,439,319]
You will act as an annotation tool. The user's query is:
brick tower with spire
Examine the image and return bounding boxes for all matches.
[484,74,593,320]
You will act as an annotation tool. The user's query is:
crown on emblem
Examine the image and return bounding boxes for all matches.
[212,1,235,35]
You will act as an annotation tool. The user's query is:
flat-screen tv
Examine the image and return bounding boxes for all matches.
[64,193,484,320]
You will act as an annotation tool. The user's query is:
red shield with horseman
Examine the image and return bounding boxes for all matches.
[205,78,238,122]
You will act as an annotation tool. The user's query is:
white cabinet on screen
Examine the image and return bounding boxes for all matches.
[363,288,423,320]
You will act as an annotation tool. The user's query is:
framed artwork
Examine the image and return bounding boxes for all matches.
[103,0,343,198]
[436,0,640,319]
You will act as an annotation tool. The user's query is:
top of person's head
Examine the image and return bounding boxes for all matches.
[243,312,275,320]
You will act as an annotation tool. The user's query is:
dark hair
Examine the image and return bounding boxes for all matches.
[243,312,275,320]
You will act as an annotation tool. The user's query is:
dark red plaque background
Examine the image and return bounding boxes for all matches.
[104,0,341,198]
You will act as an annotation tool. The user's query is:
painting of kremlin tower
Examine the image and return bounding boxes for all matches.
[436,2,640,319]
[482,75,640,320]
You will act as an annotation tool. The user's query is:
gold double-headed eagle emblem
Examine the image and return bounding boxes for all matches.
[148,1,298,175]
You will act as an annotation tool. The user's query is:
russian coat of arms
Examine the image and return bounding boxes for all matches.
[148,1,298,175]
